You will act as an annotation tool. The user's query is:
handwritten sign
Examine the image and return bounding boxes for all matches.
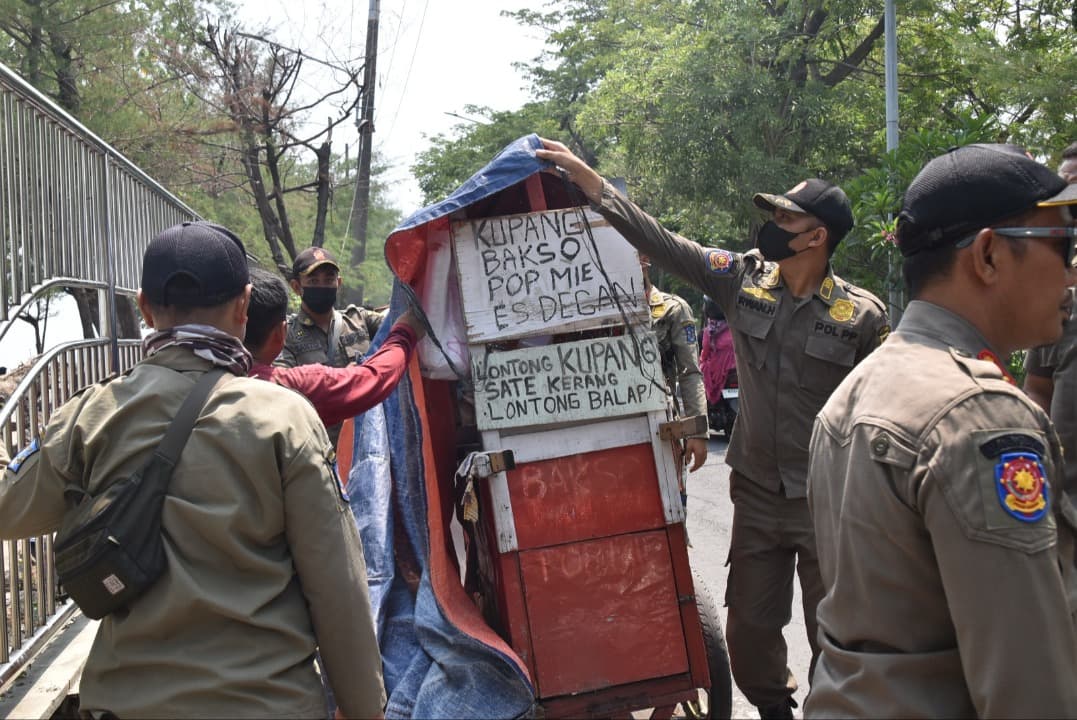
[452,208,647,342]
[473,333,667,431]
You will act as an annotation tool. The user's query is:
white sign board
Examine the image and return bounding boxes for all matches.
[472,332,667,431]
[452,208,647,342]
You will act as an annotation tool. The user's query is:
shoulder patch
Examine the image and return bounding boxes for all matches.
[684,324,696,345]
[995,452,1049,523]
[706,249,734,275]
[877,324,891,343]
[980,433,1046,459]
[8,437,40,473]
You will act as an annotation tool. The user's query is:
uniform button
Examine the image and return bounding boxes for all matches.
[871,435,890,456]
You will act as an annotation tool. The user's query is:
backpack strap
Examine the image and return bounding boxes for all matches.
[152,368,227,470]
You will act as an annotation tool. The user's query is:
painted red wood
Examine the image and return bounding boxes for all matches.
[519,530,690,697]
[525,173,547,211]
[507,443,666,550]
[666,523,710,689]
[539,672,696,718]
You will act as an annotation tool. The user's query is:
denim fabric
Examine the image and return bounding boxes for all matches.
[347,284,534,719]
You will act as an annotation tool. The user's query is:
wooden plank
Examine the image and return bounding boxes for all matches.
[473,333,667,431]
[666,523,710,690]
[498,415,652,464]
[649,409,685,524]
[539,674,696,719]
[507,443,666,550]
[520,531,690,697]
[481,429,520,553]
[452,208,647,342]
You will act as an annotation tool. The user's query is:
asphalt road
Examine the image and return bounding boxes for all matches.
[685,434,812,720]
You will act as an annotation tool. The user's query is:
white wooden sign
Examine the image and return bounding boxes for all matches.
[452,208,647,342]
[472,332,668,431]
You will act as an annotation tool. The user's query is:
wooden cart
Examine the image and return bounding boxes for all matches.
[441,174,733,718]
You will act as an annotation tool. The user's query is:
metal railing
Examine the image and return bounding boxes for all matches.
[0,59,198,685]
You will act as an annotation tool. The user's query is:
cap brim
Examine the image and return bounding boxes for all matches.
[1038,183,1077,207]
[299,259,340,276]
[753,192,808,214]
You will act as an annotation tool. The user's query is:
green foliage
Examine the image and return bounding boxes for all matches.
[421,0,1075,319]
[412,103,562,206]
[835,112,1000,301]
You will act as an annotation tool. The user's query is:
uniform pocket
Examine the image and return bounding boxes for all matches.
[729,311,773,369]
[799,335,857,398]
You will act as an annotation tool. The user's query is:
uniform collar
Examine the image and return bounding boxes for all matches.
[297,306,316,327]
[813,265,848,307]
[898,301,1001,360]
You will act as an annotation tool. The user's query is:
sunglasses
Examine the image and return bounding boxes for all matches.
[955,226,1077,267]
[992,227,1077,266]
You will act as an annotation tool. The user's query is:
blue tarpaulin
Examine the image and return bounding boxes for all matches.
[345,134,546,719]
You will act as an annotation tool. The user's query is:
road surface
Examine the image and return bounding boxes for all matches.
[686,434,813,719]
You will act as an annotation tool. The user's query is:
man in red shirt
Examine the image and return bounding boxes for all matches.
[245,267,422,428]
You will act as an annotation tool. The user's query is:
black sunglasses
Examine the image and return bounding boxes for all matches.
[992,227,1077,266]
[955,226,1077,266]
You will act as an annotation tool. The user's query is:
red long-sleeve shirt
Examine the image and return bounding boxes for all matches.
[250,323,418,427]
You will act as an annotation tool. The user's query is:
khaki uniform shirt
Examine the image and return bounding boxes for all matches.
[0,349,386,718]
[277,305,384,368]
[1025,302,1077,494]
[594,181,889,497]
[807,301,1077,718]
[649,286,708,438]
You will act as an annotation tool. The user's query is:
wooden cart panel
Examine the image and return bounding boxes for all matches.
[520,530,690,697]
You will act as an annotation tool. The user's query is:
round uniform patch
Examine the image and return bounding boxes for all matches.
[996,451,1049,523]
[829,299,855,323]
[706,250,734,274]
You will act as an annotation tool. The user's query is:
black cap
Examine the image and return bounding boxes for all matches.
[141,221,249,307]
[753,179,855,243]
[896,143,1074,257]
[292,246,340,278]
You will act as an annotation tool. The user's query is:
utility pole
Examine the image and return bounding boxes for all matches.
[349,0,380,305]
[884,0,902,324]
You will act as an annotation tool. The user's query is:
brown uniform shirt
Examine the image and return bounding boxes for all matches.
[0,349,386,718]
[593,181,889,497]
[277,304,384,368]
[808,301,1077,718]
[1025,301,1077,494]
[650,286,707,437]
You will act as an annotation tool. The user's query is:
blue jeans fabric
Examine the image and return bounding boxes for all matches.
[345,284,535,719]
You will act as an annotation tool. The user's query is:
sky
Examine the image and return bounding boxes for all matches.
[234,0,550,214]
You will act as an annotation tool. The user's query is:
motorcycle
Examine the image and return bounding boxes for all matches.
[708,367,739,439]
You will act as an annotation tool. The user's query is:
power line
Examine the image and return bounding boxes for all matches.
[381,0,429,148]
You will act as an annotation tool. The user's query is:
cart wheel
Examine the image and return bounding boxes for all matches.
[722,414,735,439]
[686,571,732,719]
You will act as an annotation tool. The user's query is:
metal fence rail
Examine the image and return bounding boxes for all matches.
[0,59,198,684]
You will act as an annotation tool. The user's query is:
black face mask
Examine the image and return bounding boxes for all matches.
[302,286,337,314]
[756,221,804,261]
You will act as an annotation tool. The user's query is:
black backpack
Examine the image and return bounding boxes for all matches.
[53,369,225,619]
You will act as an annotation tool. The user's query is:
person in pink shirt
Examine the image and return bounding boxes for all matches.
[699,295,736,407]
[245,267,422,428]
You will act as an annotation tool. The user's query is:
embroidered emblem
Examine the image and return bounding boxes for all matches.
[684,324,696,345]
[878,324,891,343]
[819,277,834,301]
[829,299,855,323]
[313,248,327,261]
[995,451,1049,523]
[706,250,734,274]
[742,286,776,303]
[760,265,781,289]
[8,438,40,473]
[976,349,1016,385]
